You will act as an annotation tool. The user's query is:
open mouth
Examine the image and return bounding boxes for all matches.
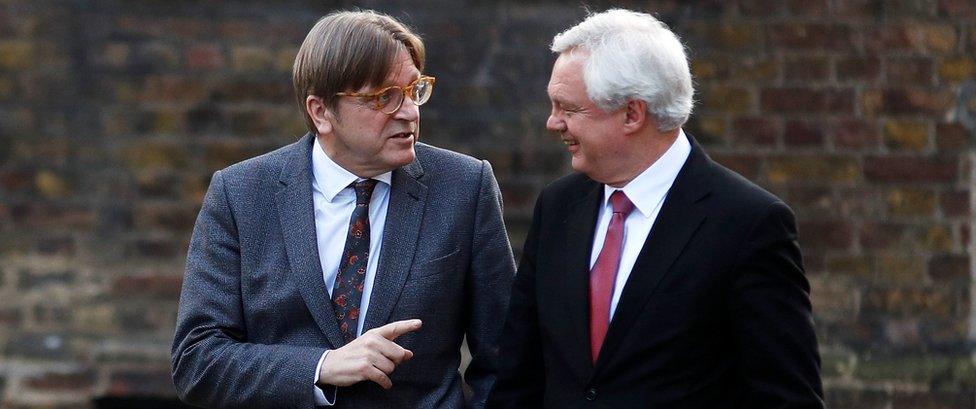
[562,139,579,147]
[391,131,414,139]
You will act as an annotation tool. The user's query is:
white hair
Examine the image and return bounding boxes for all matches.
[551,9,694,132]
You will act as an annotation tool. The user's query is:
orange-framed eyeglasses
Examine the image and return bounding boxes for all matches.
[335,75,436,115]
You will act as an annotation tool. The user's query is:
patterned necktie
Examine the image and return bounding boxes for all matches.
[332,179,378,344]
[589,190,635,362]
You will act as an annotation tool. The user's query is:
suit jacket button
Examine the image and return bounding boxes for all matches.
[585,388,597,401]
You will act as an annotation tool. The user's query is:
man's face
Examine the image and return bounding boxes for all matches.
[321,48,420,177]
[546,52,627,184]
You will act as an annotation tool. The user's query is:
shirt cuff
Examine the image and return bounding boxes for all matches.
[313,350,337,406]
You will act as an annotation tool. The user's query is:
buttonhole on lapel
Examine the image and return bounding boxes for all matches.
[408,192,420,201]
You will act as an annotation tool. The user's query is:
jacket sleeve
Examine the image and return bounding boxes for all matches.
[463,160,518,408]
[487,186,547,408]
[171,170,327,408]
[730,200,825,409]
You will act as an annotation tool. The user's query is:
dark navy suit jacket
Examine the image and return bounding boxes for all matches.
[173,134,515,408]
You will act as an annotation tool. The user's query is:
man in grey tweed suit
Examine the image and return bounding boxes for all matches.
[171,10,515,408]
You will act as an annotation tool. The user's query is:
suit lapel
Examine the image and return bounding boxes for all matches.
[276,134,345,348]
[592,138,713,378]
[362,160,427,332]
[559,181,603,380]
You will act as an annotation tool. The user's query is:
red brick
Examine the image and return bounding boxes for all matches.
[936,123,969,152]
[970,27,976,53]
[732,56,780,82]
[0,168,35,193]
[784,56,830,81]
[886,187,937,217]
[884,57,934,85]
[892,390,974,408]
[920,24,958,54]
[831,119,880,149]
[863,156,957,183]
[213,78,291,102]
[36,235,75,256]
[10,203,95,230]
[786,0,828,16]
[761,88,855,114]
[107,368,175,397]
[767,24,855,50]
[711,153,763,180]
[832,0,885,19]
[111,274,183,298]
[732,117,780,146]
[687,22,762,52]
[0,307,23,326]
[859,222,907,250]
[691,56,730,81]
[928,254,969,283]
[825,387,890,409]
[139,74,211,103]
[940,190,970,217]
[126,237,181,259]
[186,43,224,70]
[880,88,953,116]
[862,287,954,317]
[798,220,854,251]
[784,120,825,147]
[886,1,938,18]
[863,24,923,52]
[939,0,976,18]
[25,369,96,391]
[738,0,787,17]
[685,116,728,146]
[787,186,836,217]
[135,204,197,232]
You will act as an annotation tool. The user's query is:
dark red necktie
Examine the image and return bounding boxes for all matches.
[589,190,634,362]
[332,179,378,344]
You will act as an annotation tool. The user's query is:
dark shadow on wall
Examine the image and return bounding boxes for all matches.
[93,396,196,409]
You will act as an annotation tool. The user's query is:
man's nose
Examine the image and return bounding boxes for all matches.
[394,96,420,121]
[546,115,564,132]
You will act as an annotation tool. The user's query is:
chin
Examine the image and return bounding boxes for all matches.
[390,148,416,168]
[571,158,588,174]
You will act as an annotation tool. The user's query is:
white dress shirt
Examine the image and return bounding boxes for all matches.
[588,130,691,320]
[310,137,393,405]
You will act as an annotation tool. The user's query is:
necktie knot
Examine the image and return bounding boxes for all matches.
[352,179,378,205]
[609,190,634,216]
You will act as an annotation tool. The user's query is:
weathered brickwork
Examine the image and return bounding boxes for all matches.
[0,0,973,407]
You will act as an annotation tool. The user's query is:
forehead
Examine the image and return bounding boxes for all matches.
[384,49,420,82]
[548,52,587,98]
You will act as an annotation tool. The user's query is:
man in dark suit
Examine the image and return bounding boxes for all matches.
[489,9,824,408]
[171,10,515,408]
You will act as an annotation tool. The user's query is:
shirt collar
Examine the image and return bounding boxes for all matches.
[602,129,691,218]
[312,137,393,202]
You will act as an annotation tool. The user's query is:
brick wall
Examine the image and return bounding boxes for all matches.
[0,0,973,407]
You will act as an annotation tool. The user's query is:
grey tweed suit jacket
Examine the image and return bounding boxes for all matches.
[172,133,516,408]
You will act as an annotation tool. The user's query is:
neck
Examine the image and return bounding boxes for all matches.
[604,129,680,188]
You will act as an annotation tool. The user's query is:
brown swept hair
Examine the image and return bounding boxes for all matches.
[293,10,426,133]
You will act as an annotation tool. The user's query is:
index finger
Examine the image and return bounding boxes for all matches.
[372,319,422,341]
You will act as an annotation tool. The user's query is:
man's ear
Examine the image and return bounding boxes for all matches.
[622,99,647,134]
[306,95,335,135]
